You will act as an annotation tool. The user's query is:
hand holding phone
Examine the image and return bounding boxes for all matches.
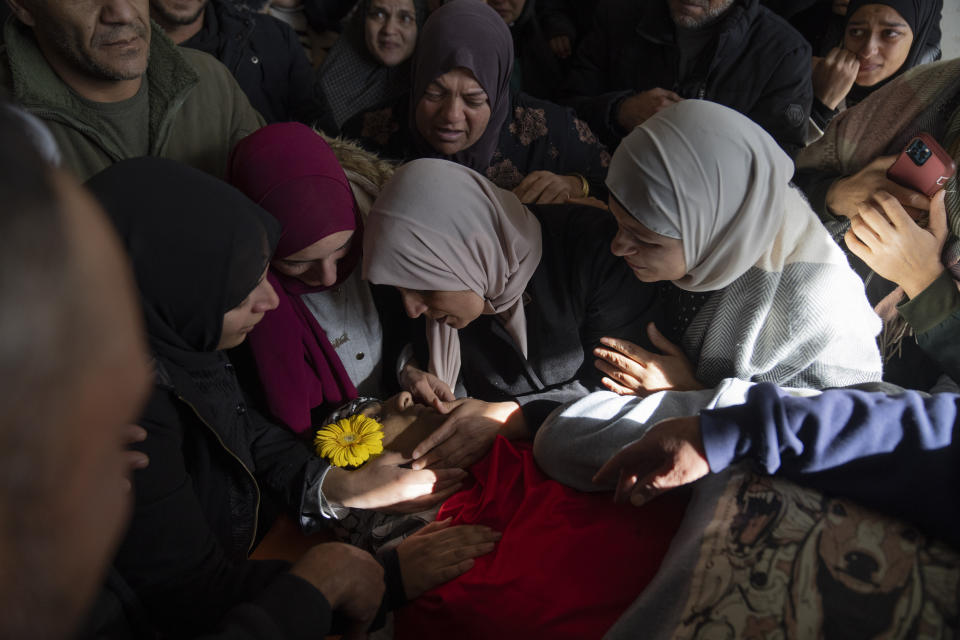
[886,133,956,198]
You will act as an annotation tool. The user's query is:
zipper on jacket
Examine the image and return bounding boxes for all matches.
[29,108,124,161]
[153,92,192,156]
[176,393,262,555]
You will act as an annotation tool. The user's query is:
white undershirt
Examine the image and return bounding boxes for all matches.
[300,269,385,397]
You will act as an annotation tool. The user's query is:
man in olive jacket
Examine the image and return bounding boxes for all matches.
[1,0,264,181]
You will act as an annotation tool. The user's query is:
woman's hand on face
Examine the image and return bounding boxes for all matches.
[845,190,948,298]
[397,518,500,600]
[400,364,456,410]
[592,416,708,507]
[812,47,860,110]
[594,323,703,396]
[826,155,930,219]
[324,452,467,514]
[513,171,583,205]
[410,399,525,470]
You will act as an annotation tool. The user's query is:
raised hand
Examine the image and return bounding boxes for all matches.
[812,47,859,110]
[592,416,708,506]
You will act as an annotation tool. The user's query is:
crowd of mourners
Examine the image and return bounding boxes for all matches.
[1,0,959,637]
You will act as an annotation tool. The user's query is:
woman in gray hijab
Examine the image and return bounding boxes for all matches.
[596,100,882,394]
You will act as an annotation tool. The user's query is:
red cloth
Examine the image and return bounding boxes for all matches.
[396,437,689,640]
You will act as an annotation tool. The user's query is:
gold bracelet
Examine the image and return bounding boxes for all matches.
[569,173,589,198]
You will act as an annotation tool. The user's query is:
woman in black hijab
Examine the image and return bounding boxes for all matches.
[316,0,428,135]
[85,157,487,638]
[809,0,942,136]
[343,0,611,204]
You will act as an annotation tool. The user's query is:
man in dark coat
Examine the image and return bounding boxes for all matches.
[151,0,326,125]
[488,0,564,100]
[561,0,812,154]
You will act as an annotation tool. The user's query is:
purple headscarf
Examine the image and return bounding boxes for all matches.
[409,0,514,171]
[228,123,361,433]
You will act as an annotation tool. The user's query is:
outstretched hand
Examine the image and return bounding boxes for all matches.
[593,416,708,506]
[594,323,702,396]
[324,452,466,513]
[410,398,525,470]
[397,518,500,600]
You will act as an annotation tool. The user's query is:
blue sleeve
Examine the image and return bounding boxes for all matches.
[700,383,960,546]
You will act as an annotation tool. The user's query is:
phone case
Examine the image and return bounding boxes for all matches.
[887,133,957,198]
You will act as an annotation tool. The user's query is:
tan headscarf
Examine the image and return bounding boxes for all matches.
[362,159,543,388]
[605,100,795,293]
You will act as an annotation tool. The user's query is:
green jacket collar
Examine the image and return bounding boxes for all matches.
[3,18,199,157]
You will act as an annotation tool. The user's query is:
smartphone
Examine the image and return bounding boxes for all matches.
[886,133,956,198]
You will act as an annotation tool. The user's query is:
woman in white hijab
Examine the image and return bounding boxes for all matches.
[596,100,883,394]
[363,158,658,470]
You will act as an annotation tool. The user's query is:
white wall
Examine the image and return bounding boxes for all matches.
[942,0,960,61]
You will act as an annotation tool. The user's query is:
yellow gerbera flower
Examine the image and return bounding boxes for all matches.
[314,414,384,468]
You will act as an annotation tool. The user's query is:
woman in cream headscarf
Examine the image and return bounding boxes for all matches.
[363,158,657,470]
[595,100,883,394]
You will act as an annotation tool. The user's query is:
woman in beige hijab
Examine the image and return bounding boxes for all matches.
[363,158,657,470]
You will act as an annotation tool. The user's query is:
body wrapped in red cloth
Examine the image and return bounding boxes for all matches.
[396,437,689,639]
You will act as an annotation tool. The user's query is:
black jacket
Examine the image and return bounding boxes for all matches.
[561,0,811,154]
[108,353,334,638]
[508,0,564,101]
[449,204,661,429]
[182,0,324,125]
[84,351,403,639]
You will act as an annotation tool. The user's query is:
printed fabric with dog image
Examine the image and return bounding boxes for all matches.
[612,470,960,639]
[690,472,957,638]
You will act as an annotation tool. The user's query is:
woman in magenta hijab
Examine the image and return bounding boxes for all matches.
[228,122,433,434]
